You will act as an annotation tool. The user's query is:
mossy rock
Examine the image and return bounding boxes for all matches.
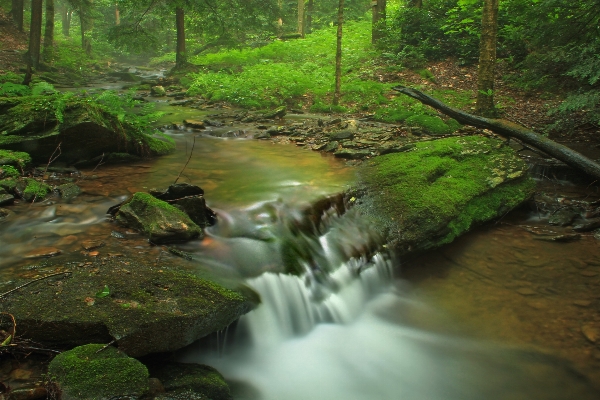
[0,165,20,179]
[0,178,17,192]
[2,257,256,356]
[116,192,203,243]
[0,96,174,163]
[0,149,31,168]
[358,136,535,254]
[48,344,149,400]
[149,362,232,400]
[404,114,456,136]
[15,177,51,202]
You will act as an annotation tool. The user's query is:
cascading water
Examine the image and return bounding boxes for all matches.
[179,199,599,400]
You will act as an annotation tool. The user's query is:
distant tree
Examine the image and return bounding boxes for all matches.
[306,0,313,33]
[175,6,186,68]
[332,0,344,106]
[10,0,24,31]
[371,0,386,43]
[297,0,304,37]
[43,0,55,62]
[476,0,499,117]
[59,1,72,36]
[115,2,120,25]
[27,0,44,69]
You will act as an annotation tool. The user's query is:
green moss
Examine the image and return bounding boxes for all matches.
[48,344,149,400]
[359,136,534,252]
[0,149,32,168]
[0,165,19,178]
[22,178,51,201]
[0,179,16,192]
[404,114,454,135]
[149,362,232,400]
[373,108,414,123]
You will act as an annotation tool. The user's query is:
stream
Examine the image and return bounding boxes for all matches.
[1,102,600,398]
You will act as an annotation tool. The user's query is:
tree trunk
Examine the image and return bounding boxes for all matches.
[175,7,187,68]
[476,0,499,117]
[392,85,600,181]
[43,0,55,63]
[409,0,422,8]
[306,0,313,34]
[61,5,71,36]
[297,0,305,38]
[27,0,43,70]
[332,0,344,106]
[11,0,24,31]
[371,0,386,44]
[115,4,120,25]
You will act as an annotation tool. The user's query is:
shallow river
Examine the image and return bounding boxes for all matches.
[1,118,599,399]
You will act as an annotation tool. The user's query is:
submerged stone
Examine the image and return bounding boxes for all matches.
[148,362,233,400]
[358,136,535,254]
[2,257,256,356]
[48,344,149,400]
[116,192,202,243]
[55,182,81,202]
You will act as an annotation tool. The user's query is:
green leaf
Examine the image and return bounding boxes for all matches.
[96,285,110,298]
[1,334,12,346]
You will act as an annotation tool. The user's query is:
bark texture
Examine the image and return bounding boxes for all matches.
[43,0,55,62]
[297,0,305,37]
[175,7,186,68]
[371,0,386,43]
[392,86,600,180]
[476,0,499,117]
[11,0,24,31]
[28,0,43,69]
[333,0,344,106]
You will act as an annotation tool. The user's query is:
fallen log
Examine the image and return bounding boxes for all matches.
[392,85,600,181]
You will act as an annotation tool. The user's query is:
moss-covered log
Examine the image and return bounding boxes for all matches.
[392,85,600,180]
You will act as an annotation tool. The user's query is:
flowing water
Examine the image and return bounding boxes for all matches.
[2,116,600,398]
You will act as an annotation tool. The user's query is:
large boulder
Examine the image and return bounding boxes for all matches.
[48,344,149,400]
[358,136,535,254]
[0,96,174,163]
[116,192,203,243]
[1,257,256,357]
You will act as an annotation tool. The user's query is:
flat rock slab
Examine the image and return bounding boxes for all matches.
[1,257,256,357]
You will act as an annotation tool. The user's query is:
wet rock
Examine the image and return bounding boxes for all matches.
[378,143,416,155]
[169,99,194,106]
[548,209,578,226]
[183,119,205,130]
[151,183,204,200]
[580,270,599,277]
[107,72,141,82]
[0,193,14,206]
[573,218,600,232]
[330,131,355,141]
[55,183,81,202]
[358,136,535,255]
[534,234,581,242]
[172,196,213,228]
[253,131,271,140]
[81,240,105,251]
[116,192,202,243]
[0,207,14,220]
[323,141,339,152]
[2,257,256,356]
[334,149,371,160]
[151,85,167,96]
[203,119,224,127]
[261,106,286,119]
[573,300,592,307]
[148,362,232,400]
[48,344,149,400]
[4,386,47,400]
[24,246,62,258]
[581,324,599,343]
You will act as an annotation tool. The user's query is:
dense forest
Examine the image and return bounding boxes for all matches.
[2,0,600,399]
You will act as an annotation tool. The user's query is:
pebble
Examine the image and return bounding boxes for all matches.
[581,324,599,343]
[516,288,537,296]
[24,247,62,258]
[573,300,592,307]
[88,251,100,257]
[81,240,105,251]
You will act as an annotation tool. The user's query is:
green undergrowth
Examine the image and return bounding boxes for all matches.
[360,136,535,252]
[186,20,391,111]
